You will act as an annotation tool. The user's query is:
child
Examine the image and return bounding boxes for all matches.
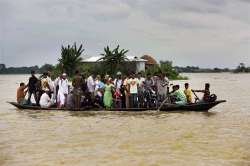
[184,83,192,103]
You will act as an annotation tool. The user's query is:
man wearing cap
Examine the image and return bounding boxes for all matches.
[57,73,69,108]
[39,89,53,108]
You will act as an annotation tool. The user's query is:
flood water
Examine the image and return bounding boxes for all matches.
[0,73,249,166]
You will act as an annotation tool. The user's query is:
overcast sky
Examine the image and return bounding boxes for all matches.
[0,0,249,68]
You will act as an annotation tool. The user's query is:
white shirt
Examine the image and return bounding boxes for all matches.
[58,78,69,94]
[39,93,51,107]
[128,78,139,94]
[138,77,145,87]
[47,76,54,91]
[114,79,122,89]
[87,76,95,93]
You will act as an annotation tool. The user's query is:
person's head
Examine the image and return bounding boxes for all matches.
[121,74,126,80]
[116,71,122,79]
[173,85,180,91]
[131,72,135,79]
[185,83,189,89]
[43,72,48,78]
[20,82,25,87]
[45,89,50,95]
[47,71,51,77]
[96,75,101,80]
[146,73,151,79]
[31,70,35,76]
[104,74,109,79]
[106,78,111,85]
[205,83,210,90]
[75,70,80,75]
[62,73,67,79]
[137,72,141,78]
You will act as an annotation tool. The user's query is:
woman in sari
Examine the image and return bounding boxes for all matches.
[103,79,114,109]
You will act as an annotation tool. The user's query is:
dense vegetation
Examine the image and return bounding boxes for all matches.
[174,66,231,73]
[2,42,248,79]
[234,63,250,73]
[145,61,188,80]
[0,64,54,74]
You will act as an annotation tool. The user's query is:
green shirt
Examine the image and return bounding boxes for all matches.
[172,89,187,103]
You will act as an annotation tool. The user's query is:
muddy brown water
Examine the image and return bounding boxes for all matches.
[0,73,249,166]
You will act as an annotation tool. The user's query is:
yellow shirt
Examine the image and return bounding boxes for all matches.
[184,88,192,103]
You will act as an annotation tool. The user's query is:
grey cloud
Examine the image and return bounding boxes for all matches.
[0,0,249,68]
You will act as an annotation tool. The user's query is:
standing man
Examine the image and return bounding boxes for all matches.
[123,74,130,108]
[57,73,69,108]
[156,73,169,102]
[113,72,123,108]
[137,72,145,107]
[27,70,39,105]
[87,74,95,102]
[72,70,84,109]
[128,73,140,108]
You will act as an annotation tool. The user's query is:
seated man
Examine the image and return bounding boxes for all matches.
[170,85,187,105]
[39,89,53,108]
[17,83,28,105]
[192,83,211,102]
[184,83,192,103]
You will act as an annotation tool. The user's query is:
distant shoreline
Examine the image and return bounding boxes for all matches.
[1,63,249,74]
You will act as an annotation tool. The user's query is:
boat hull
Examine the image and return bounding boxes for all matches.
[8,100,226,112]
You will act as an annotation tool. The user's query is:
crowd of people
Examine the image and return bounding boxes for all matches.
[16,70,214,110]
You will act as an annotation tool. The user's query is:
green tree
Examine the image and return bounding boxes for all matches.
[58,42,84,77]
[160,60,179,78]
[98,45,129,75]
[39,64,55,73]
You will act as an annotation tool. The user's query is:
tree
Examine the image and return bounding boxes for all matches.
[98,45,129,75]
[235,62,246,73]
[58,42,84,77]
[160,60,179,78]
[39,64,55,73]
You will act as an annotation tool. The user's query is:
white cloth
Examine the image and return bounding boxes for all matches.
[47,76,54,91]
[57,91,66,106]
[138,77,145,87]
[95,80,100,91]
[128,78,139,94]
[87,76,95,93]
[57,78,69,106]
[58,79,69,95]
[39,93,52,108]
[156,78,168,96]
[114,79,122,89]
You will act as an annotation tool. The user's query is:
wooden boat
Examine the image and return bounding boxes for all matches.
[8,100,226,112]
